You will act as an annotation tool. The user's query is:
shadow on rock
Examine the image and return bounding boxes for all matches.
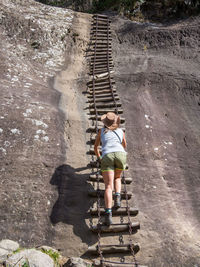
[50,164,97,245]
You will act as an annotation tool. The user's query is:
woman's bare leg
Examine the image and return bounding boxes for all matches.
[102,171,114,209]
[114,169,123,193]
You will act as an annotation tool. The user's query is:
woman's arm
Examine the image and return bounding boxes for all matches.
[122,131,127,149]
[94,130,101,158]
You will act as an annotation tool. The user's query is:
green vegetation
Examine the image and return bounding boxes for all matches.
[13,247,22,254]
[22,262,30,267]
[40,248,60,265]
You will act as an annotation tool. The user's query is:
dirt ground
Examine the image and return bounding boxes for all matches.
[0,1,200,266]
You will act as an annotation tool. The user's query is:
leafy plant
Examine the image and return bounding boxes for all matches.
[41,248,60,264]
[22,261,30,267]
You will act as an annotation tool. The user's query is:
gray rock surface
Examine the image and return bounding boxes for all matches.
[6,249,54,267]
[66,257,90,267]
[0,239,19,261]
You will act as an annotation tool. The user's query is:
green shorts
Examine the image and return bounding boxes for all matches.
[101,152,127,172]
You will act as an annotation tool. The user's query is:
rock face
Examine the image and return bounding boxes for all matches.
[0,0,74,247]
[112,14,200,267]
[1,0,200,267]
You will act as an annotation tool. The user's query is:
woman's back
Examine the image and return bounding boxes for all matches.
[101,127,125,157]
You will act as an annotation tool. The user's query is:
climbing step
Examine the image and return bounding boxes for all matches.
[93,18,111,23]
[91,70,113,75]
[89,102,122,109]
[90,55,112,60]
[90,222,140,233]
[87,76,115,86]
[90,68,113,74]
[90,44,112,49]
[87,93,118,99]
[93,260,147,267]
[87,79,114,86]
[91,30,112,34]
[90,61,113,66]
[90,51,112,55]
[90,207,138,216]
[90,64,113,70]
[89,108,123,115]
[87,89,116,95]
[88,190,132,199]
[91,37,112,41]
[88,174,132,184]
[88,244,140,255]
[87,85,115,91]
[88,96,120,103]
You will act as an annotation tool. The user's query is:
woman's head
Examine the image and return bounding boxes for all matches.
[101,112,120,130]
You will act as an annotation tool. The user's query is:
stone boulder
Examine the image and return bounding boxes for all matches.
[6,248,54,267]
[66,257,91,267]
[0,239,19,262]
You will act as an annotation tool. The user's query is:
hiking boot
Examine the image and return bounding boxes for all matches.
[114,194,121,209]
[104,212,112,226]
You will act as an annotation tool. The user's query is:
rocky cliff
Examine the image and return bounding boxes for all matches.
[0,0,200,266]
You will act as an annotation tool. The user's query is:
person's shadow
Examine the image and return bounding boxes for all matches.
[50,164,97,245]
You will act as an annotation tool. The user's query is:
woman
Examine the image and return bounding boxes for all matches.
[94,112,127,225]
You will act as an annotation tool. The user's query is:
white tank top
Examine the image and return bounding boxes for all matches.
[100,127,126,157]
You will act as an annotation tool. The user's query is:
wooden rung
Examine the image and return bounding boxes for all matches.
[89,102,121,109]
[88,96,120,103]
[87,78,114,85]
[88,175,132,184]
[90,51,112,55]
[90,64,113,69]
[90,207,138,216]
[91,38,112,42]
[90,40,112,44]
[91,35,112,39]
[93,14,109,18]
[91,44,112,48]
[91,20,110,24]
[87,77,115,87]
[87,88,117,93]
[88,94,118,100]
[89,108,123,115]
[88,85,115,91]
[87,93,118,99]
[90,60,113,65]
[93,260,147,267]
[90,56,112,60]
[90,54,112,58]
[90,67,113,74]
[88,190,132,199]
[90,222,140,233]
[90,57,112,61]
[91,30,111,34]
[87,126,125,133]
[92,25,111,29]
[88,89,116,95]
[91,70,113,76]
[91,34,112,39]
[93,17,111,22]
[88,243,140,255]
